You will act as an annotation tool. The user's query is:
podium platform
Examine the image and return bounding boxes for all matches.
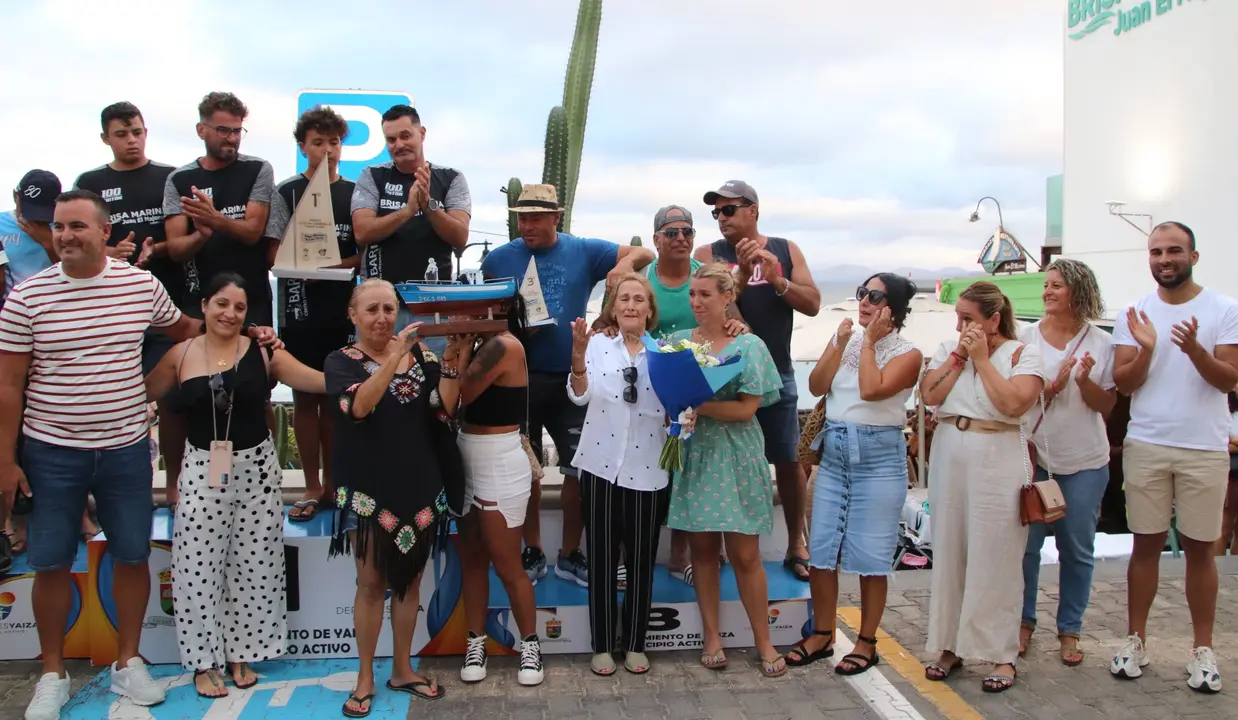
[1,506,812,664]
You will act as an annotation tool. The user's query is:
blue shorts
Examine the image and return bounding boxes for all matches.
[397,307,447,358]
[22,435,155,572]
[755,369,799,465]
[808,421,908,576]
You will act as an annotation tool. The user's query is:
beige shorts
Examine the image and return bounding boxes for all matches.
[1123,438,1228,542]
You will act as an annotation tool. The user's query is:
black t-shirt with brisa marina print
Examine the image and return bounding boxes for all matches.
[163,154,275,324]
[264,173,358,330]
[74,161,184,303]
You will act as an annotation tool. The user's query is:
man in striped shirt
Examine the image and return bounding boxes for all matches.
[0,189,275,719]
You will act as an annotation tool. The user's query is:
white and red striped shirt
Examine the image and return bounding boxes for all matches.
[0,259,181,449]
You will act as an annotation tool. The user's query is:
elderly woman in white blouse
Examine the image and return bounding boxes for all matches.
[1017,259,1116,666]
[567,273,670,677]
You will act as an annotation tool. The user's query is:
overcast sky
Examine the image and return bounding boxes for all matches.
[1,0,1064,273]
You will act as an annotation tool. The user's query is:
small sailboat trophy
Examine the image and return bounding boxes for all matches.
[270,157,355,282]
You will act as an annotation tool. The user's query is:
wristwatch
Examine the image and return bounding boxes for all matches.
[428,198,444,213]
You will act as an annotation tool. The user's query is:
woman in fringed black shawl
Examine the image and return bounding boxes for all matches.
[325,279,465,717]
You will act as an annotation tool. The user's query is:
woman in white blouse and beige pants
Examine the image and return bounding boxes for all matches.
[567,273,670,677]
[920,282,1045,693]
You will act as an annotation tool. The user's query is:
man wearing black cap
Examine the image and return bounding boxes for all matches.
[1,170,61,304]
[694,180,821,581]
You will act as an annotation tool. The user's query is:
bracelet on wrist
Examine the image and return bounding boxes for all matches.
[775,277,790,297]
[440,368,459,379]
[571,367,586,377]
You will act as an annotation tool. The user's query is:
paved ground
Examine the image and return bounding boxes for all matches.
[4,557,1238,719]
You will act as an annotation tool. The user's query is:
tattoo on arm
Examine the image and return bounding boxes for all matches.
[462,337,507,384]
[927,365,956,392]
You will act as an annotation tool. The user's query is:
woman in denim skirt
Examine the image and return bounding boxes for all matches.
[784,273,922,675]
[1017,259,1116,666]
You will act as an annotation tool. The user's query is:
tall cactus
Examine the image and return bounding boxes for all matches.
[630,236,642,247]
[559,0,602,234]
[503,177,523,241]
[541,106,569,230]
[501,0,602,236]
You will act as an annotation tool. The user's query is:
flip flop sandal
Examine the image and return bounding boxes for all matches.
[760,654,788,678]
[782,554,811,582]
[785,629,834,667]
[342,692,375,718]
[194,669,229,698]
[227,663,259,689]
[982,666,1017,693]
[670,565,694,586]
[835,635,880,676]
[701,650,728,670]
[289,499,320,522]
[386,678,445,700]
[924,658,963,681]
[591,653,617,676]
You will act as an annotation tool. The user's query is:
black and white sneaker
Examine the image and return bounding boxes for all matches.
[517,634,544,686]
[460,631,488,682]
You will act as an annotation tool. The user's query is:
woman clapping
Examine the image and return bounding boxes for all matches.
[567,273,670,676]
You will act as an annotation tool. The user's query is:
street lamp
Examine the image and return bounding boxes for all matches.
[969,196,1005,228]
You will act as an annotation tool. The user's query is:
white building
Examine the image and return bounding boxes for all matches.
[1062,0,1237,318]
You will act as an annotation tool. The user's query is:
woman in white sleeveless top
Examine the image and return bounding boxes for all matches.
[920,282,1045,693]
[785,274,922,675]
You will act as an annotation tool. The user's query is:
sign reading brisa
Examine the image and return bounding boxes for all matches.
[295,90,413,181]
[1068,0,1206,41]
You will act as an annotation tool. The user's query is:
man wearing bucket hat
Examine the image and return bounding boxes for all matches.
[694,180,821,582]
[1,170,61,304]
[481,184,654,589]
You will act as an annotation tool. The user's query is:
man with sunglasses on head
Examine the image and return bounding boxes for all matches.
[694,180,821,583]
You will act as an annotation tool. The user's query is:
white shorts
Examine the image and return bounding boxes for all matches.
[457,430,534,528]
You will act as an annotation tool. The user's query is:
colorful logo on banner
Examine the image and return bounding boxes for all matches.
[295,90,414,181]
[1067,0,1207,41]
[158,568,174,616]
[0,591,14,621]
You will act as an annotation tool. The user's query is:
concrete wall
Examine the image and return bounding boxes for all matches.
[1062,0,1237,318]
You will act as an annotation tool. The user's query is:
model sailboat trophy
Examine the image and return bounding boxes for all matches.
[271,156,355,282]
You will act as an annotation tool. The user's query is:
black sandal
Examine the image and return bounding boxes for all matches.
[227,662,258,689]
[783,554,811,582]
[785,629,834,667]
[836,634,880,676]
[982,665,1017,693]
[341,692,375,718]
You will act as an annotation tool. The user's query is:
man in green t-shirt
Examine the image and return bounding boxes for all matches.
[646,205,701,337]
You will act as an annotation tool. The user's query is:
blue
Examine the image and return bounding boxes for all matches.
[809,420,908,576]
[294,91,412,181]
[0,210,53,302]
[1021,464,1109,636]
[481,233,618,373]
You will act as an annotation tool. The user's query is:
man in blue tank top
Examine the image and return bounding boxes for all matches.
[694,180,821,582]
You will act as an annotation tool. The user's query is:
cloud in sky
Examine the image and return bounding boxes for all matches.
[0,0,1064,273]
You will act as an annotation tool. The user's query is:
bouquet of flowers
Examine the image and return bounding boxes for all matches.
[642,335,746,471]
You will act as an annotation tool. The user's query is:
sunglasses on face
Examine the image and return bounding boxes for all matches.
[208,373,232,413]
[711,203,752,220]
[856,287,887,304]
[660,227,696,240]
[622,366,638,404]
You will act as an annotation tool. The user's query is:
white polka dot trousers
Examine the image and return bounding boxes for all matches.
[173,437,288,671]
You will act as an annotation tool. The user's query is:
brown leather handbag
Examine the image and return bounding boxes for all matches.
[797,395,827,467]
[1019,382,1066,525]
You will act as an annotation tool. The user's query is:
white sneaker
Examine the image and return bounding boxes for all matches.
[460,631,488,683]
[1187,646,1222,693]
[1111,634,1150,679]
[110,657,166,706]
[517,635,544,686]
[24,672,70,720]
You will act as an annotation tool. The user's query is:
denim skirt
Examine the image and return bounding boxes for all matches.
[809,420,908,576]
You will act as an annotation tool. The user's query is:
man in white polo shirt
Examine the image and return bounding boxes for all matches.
[0,189,275,719]
[1110,221,1238,693]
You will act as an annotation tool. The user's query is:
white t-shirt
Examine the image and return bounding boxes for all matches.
[928,339,1044,423]
[1113,289,1238,452]
[1019,322,1115,474]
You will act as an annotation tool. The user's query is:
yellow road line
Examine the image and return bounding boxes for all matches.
[837,607,983,720]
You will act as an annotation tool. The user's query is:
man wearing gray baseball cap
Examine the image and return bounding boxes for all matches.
[694,180,821,583]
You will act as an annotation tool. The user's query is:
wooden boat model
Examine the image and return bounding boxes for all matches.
[394,278,519,337]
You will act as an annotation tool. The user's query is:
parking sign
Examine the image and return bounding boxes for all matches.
[295,89,413,181]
